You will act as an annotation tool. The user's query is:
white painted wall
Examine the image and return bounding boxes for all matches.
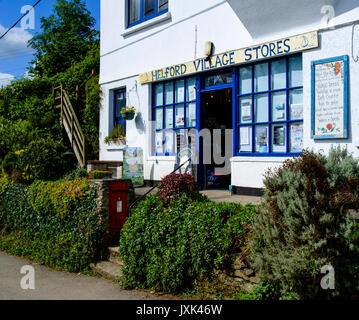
[100,0,359,188]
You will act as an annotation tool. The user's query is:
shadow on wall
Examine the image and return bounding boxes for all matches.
[226,0,357,39]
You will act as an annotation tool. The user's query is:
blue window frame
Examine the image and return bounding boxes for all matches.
[236,54,304,156]
[128,0,168,28]
[114,88,126,135]
[152,76,197,156]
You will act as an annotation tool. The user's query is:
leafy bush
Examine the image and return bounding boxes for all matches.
[89,170,112,179]
[0,179,104,272]
[252,148,359,299]
[158,173,199,205]
[119,194,255,293]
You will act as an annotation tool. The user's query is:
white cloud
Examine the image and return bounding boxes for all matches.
[0,24,34,59]
[0,72,15,87]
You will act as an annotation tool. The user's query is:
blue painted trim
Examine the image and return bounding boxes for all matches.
[311,55,349,140]
[127,0,168,29]
[113,88,127,128]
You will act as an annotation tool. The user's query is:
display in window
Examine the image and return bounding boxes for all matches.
[290,123,303,152]
[289,89,303,120]
[164,130,174,154]
[186,77,196,101]
[175,104,185,127]
[240,99,252,122]
[164,107,173,128]
[155,108,163,129]
[175,80,185,103]
[155,131,163,154]
[186,103,196,127]
[271,91,286,121]
[240,126,250,146]
[164,82,173,104]
[255,126,268,153]
[273,125,285,146]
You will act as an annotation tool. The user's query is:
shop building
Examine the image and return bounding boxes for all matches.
[99,0,359,194]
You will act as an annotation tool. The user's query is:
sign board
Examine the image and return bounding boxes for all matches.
[139,31,318,84]
[123,147,144,186]
[311,55,349,139]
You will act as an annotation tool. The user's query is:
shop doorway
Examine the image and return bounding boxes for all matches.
[200,88,232,190]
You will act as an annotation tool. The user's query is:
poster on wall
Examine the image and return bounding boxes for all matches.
[291,123,303,153]
[123,147,144,186]
[255,126,268,153]
[311,55,349,139]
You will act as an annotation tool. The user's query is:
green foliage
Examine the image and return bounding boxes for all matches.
[89,170,112,179]
[252,148,359,299]
[64,166,89,181]
[119,194,255,293]
[0,179,104,272]
[28,0,98,77]
[104,125,127,144]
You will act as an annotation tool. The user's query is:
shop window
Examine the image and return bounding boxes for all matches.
[128,0,168,28]
[237,55,303,155]
[153,77,197,156]
[114,88,126,136]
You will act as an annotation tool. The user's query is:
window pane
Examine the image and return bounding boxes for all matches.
[254,63,268,92]
[186,103,196,127]
[204,72,232,87]
[164,130,174,154]
[154,83,163,106]
[164,106,174,128]
[158,0,168,12]
[240,66,252,94]
[164,82,173,104]
[129,0,141,24]
[175,104,185,127]
[271,59,286,90]
[155,131,163,154]
[289,89,303,120]
[272,124,286,153]
[271,91,286,121]
[115,90,126,116]
[186,77,196,101]
[175,80,185,103]
[143,0,155,17]
[290,122,303,153]
[254,94,268,122]
[255,125,269,153]
[239,126,252,152]
[289,56,303,87]
[155,108,163,129]
[239,96,252,123]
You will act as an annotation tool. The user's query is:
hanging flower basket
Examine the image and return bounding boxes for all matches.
[120,106,136,120]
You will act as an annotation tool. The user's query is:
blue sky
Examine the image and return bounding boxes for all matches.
[0,0,100,86]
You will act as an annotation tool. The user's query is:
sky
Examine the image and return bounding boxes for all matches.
[0,0,100,87]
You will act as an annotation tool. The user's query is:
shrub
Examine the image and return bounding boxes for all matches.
[158,173,199,205]
[252,148,359,299]
[89,170,112,179]
[119,194,255,293]
[0,179,104,272]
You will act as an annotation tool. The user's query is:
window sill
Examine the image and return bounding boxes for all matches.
[121,12,171,37]
[230,156,290,163]
[147,156,176,161]
[105,143,127,151]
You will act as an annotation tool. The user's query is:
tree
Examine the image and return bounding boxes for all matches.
[28,0,98,77]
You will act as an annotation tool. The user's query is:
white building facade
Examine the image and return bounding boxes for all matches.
[100,0,359,194]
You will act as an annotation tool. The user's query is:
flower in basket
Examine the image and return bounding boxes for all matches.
[120,106,136,120]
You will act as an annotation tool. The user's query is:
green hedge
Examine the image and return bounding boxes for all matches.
[0,178,104,272]
[119,194,256,293]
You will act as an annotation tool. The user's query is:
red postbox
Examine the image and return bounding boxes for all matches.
[108,182,128,233]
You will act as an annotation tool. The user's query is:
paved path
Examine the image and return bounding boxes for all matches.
[0,251,163,300]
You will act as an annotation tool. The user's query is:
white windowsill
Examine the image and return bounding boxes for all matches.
[105,144,127,151]
[147,156,176,162]
[121,12,171,37]
[230,156,290,163]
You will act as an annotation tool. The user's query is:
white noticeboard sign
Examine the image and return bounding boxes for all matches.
[311,55,348,139]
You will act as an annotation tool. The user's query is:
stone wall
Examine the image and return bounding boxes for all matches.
[215,253,259,292]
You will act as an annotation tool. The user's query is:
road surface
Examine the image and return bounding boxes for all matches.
[0,251,162,300]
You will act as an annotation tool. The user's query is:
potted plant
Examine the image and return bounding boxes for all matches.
[120,106,136,120]
[104,125,127,145]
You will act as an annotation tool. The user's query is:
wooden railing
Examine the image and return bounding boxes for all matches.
[53,85,87,167]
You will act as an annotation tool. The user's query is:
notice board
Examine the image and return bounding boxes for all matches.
[123,147,144,186]
[311,55,349,139]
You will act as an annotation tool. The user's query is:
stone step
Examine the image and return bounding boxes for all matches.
[108,246,124,266]
[90,261,123,281]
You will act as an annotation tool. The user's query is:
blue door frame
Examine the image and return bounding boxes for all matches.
[195,68,236,190]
